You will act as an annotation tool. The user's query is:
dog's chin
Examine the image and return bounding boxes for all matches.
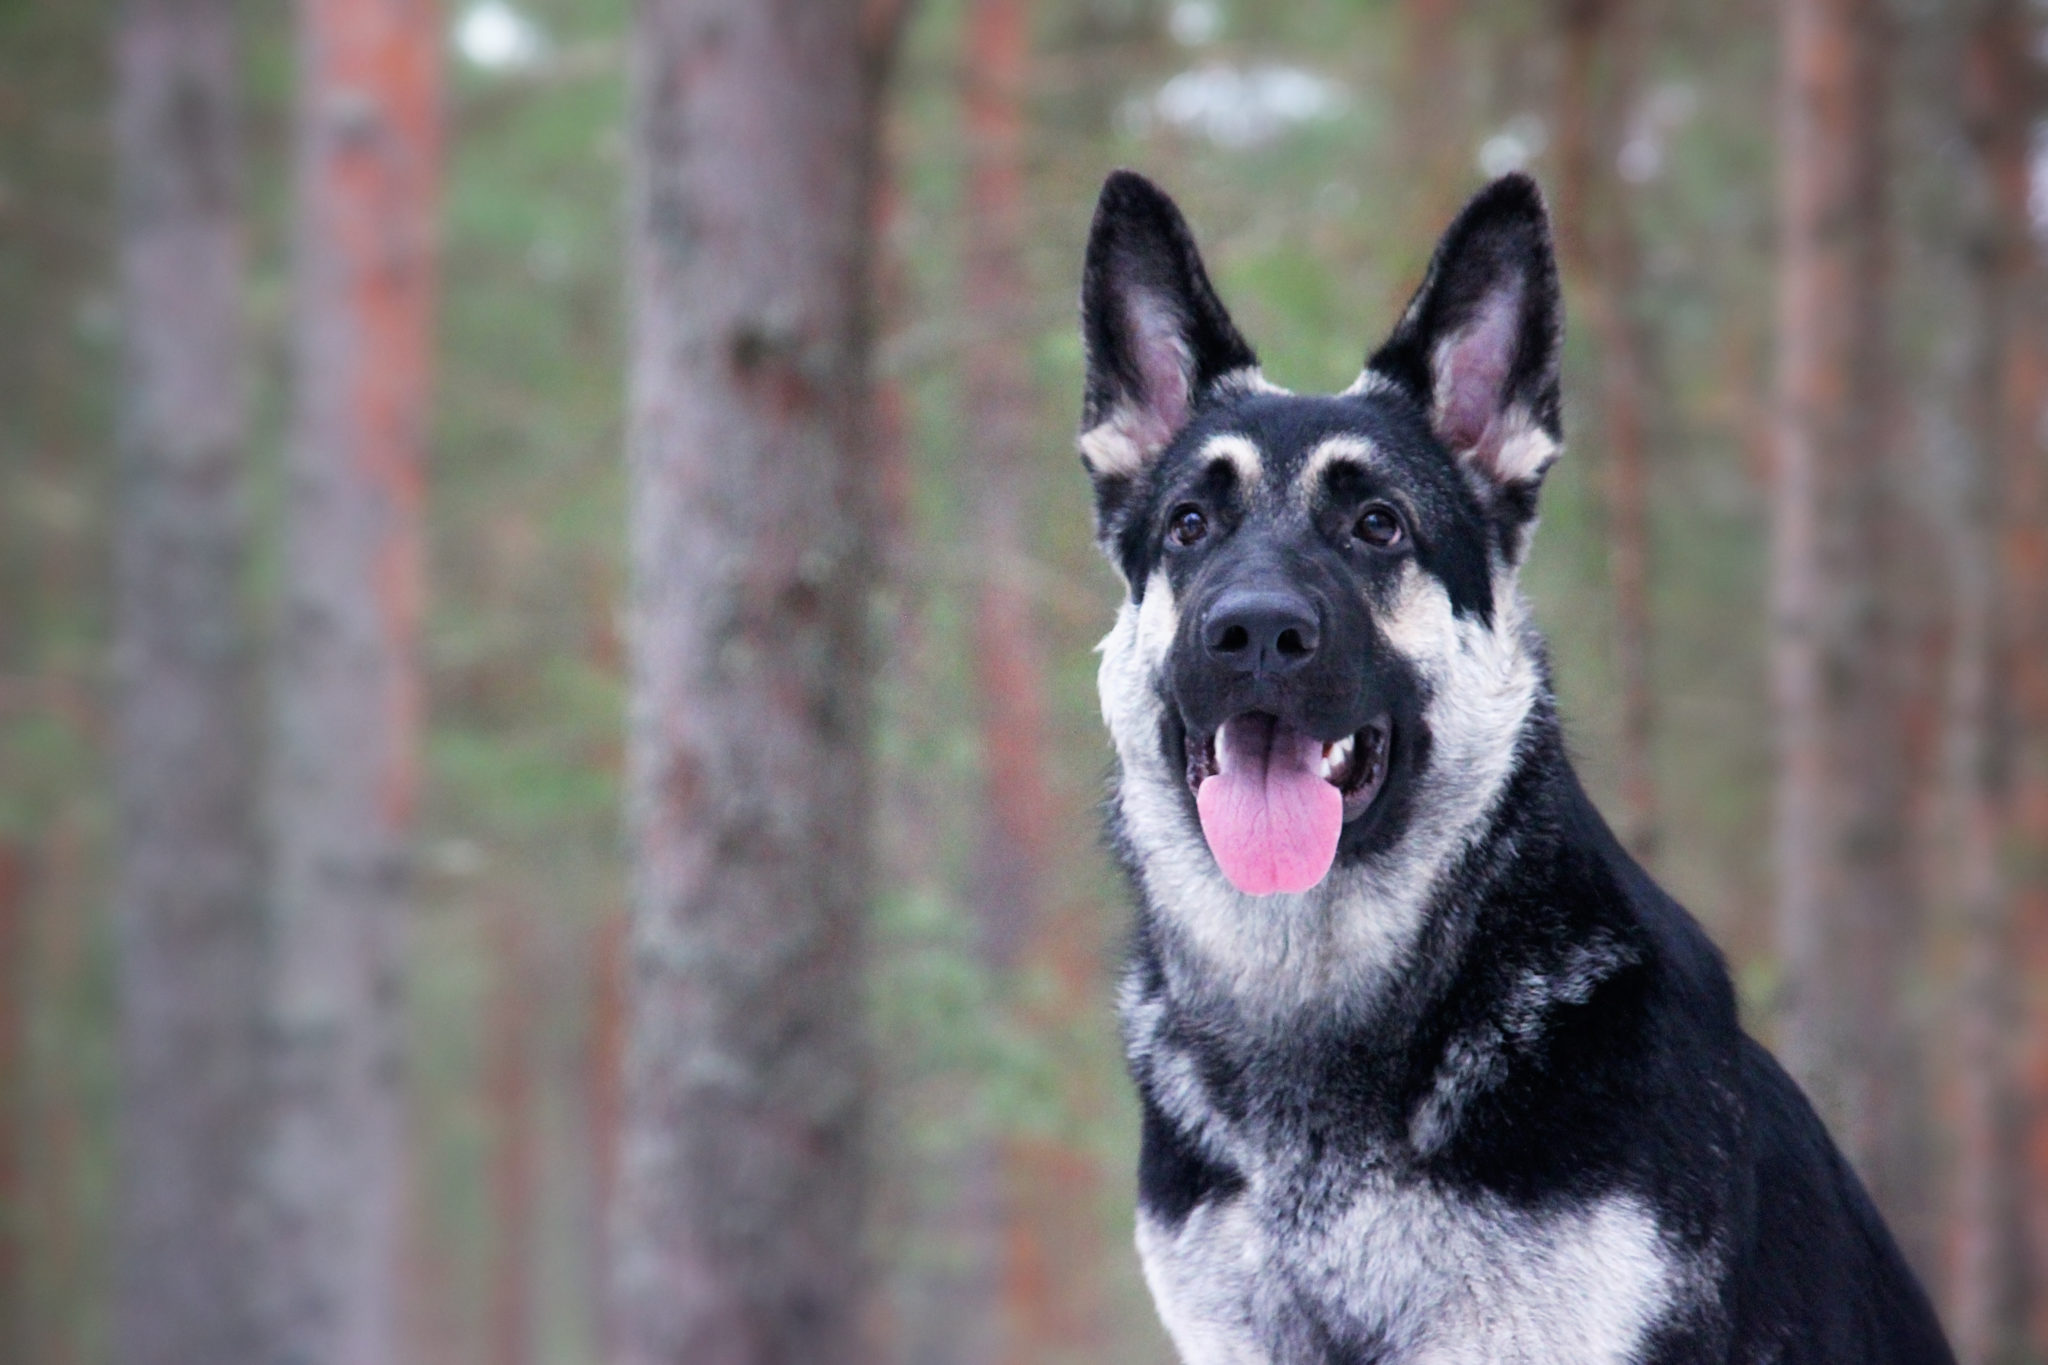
[1182,711,1394,824]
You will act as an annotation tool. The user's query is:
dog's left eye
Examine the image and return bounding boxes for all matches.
[1354,504,1404,547]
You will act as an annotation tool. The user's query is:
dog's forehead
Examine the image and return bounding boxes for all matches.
[1172,392,1455,505]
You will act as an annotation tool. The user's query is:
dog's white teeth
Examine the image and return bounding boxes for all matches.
[1213,737,1229,775]
[1319,734,1356,783]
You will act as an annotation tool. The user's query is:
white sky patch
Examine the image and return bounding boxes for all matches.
[456,0,546,72]
[1129,63,1347,150]
[1618,82,1699,184]
[1477,112,1547,177]
[1168,0,1224,47]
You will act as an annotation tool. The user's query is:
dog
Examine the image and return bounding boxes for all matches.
[1074,169,1953,1363]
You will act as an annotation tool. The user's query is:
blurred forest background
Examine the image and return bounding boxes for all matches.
[1,0,2045,1362]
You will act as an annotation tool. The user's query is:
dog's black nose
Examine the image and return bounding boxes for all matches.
[1204,589,1320,676]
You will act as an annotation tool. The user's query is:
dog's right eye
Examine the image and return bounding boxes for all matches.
[1354,503,1405,548]
[1169,505,1209,547]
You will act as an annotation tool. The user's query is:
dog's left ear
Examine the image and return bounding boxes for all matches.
[1364,174,1563,559]
[1079,170,1258,543]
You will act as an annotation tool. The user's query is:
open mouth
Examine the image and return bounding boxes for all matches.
[1185,712,1392,819]
[1182,711,1392,896]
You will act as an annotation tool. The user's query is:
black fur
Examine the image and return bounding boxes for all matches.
[1077,170,1953,1363]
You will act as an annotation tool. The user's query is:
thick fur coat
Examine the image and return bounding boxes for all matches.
[1075,170,1953,1364]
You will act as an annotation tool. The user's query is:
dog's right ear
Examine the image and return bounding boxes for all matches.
[1079,170,1257,544]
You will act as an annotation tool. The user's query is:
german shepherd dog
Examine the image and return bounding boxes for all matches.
[1076,170,1953,1363]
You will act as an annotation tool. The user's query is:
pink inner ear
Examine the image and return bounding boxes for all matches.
[1124,291,1194,452]
[1434,285,1523,455]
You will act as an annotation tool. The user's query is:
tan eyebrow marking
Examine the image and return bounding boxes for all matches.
[1298,434,1382,498]
[1196,433,1264,486]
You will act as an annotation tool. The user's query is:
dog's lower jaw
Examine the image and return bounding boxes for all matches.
[1098,570,1548,1019]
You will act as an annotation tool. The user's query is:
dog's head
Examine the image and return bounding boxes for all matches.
[1082,171,1561,937]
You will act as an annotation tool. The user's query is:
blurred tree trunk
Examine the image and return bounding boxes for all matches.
[487,907,538,1365]
[1771,0,1928,1266]
[1943,13,2024,1356]
[0,842,23,1362]
[587,910,626,1356]
[29,816,90,1365]
[610,2,906,1362]
[1942,6,2040,1356]
[959,1,1105,1359]
[1551,0,1600,270]
[108,4,264,1363]
[1401,0,1465,238]
[965,0,1045,994]
[1551,0,1660,864]
[1972,2,2048,1350]
[261,2,442,1362]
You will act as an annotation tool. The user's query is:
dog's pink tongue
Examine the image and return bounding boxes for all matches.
[1196,715,1343,896]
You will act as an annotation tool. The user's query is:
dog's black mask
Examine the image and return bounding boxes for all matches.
[1078,170,1563,894]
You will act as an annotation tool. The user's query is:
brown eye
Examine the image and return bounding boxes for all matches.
[1170,505,1209,547]
[1355,503,1404,547]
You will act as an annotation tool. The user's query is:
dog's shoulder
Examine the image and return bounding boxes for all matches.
[1717,1035,1955,1363]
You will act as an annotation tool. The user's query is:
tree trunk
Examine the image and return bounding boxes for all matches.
[1550,0,1603,268]
[959,2,1107,1359]
[487,906,539,1365]
[609,2,905,1362]
[587,910,627,1357]
[1401,0,1465,238]
[1551,0,1660,864]
[1941,8,2039,1355]
[1972,3,2048,1348]
[109,4,264,1362]
[1771,0,1926,1264]
[261,3,442,1361]
[0,842,25,1363]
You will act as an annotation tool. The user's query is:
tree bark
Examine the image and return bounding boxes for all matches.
[1771,0,1926,1264]
[109,4,265,1362]
[487,906,539,1365]
[1550,0,1603,269]
[1551,0,1660,864]
[587,910,627,1357]
[1970,4,2048,1349]
[0,842,25,1363]
[610,3,905,1362]
[1941,8,2039,1355]
[958,2,1106,1359]
[261,3,442,1362]
[1401,0,1465,238]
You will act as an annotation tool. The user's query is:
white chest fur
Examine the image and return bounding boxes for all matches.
[1136,1170,1685,1365]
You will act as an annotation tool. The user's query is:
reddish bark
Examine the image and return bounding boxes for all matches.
[1550,0,1605,268]
[611,2,906,1362]
[488,908,539,1365]
[965,0,1050,975]
[960,3,1107,1357]
[108,3,264,1361]
[1551,0,1660,864]
[261,3,442,1362]
[1943,20,2025,1358]
[1402,0,1465,236]
[1970,3,2048,1348]
[1772,0,1926,1264]
[587,909,626,1339]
